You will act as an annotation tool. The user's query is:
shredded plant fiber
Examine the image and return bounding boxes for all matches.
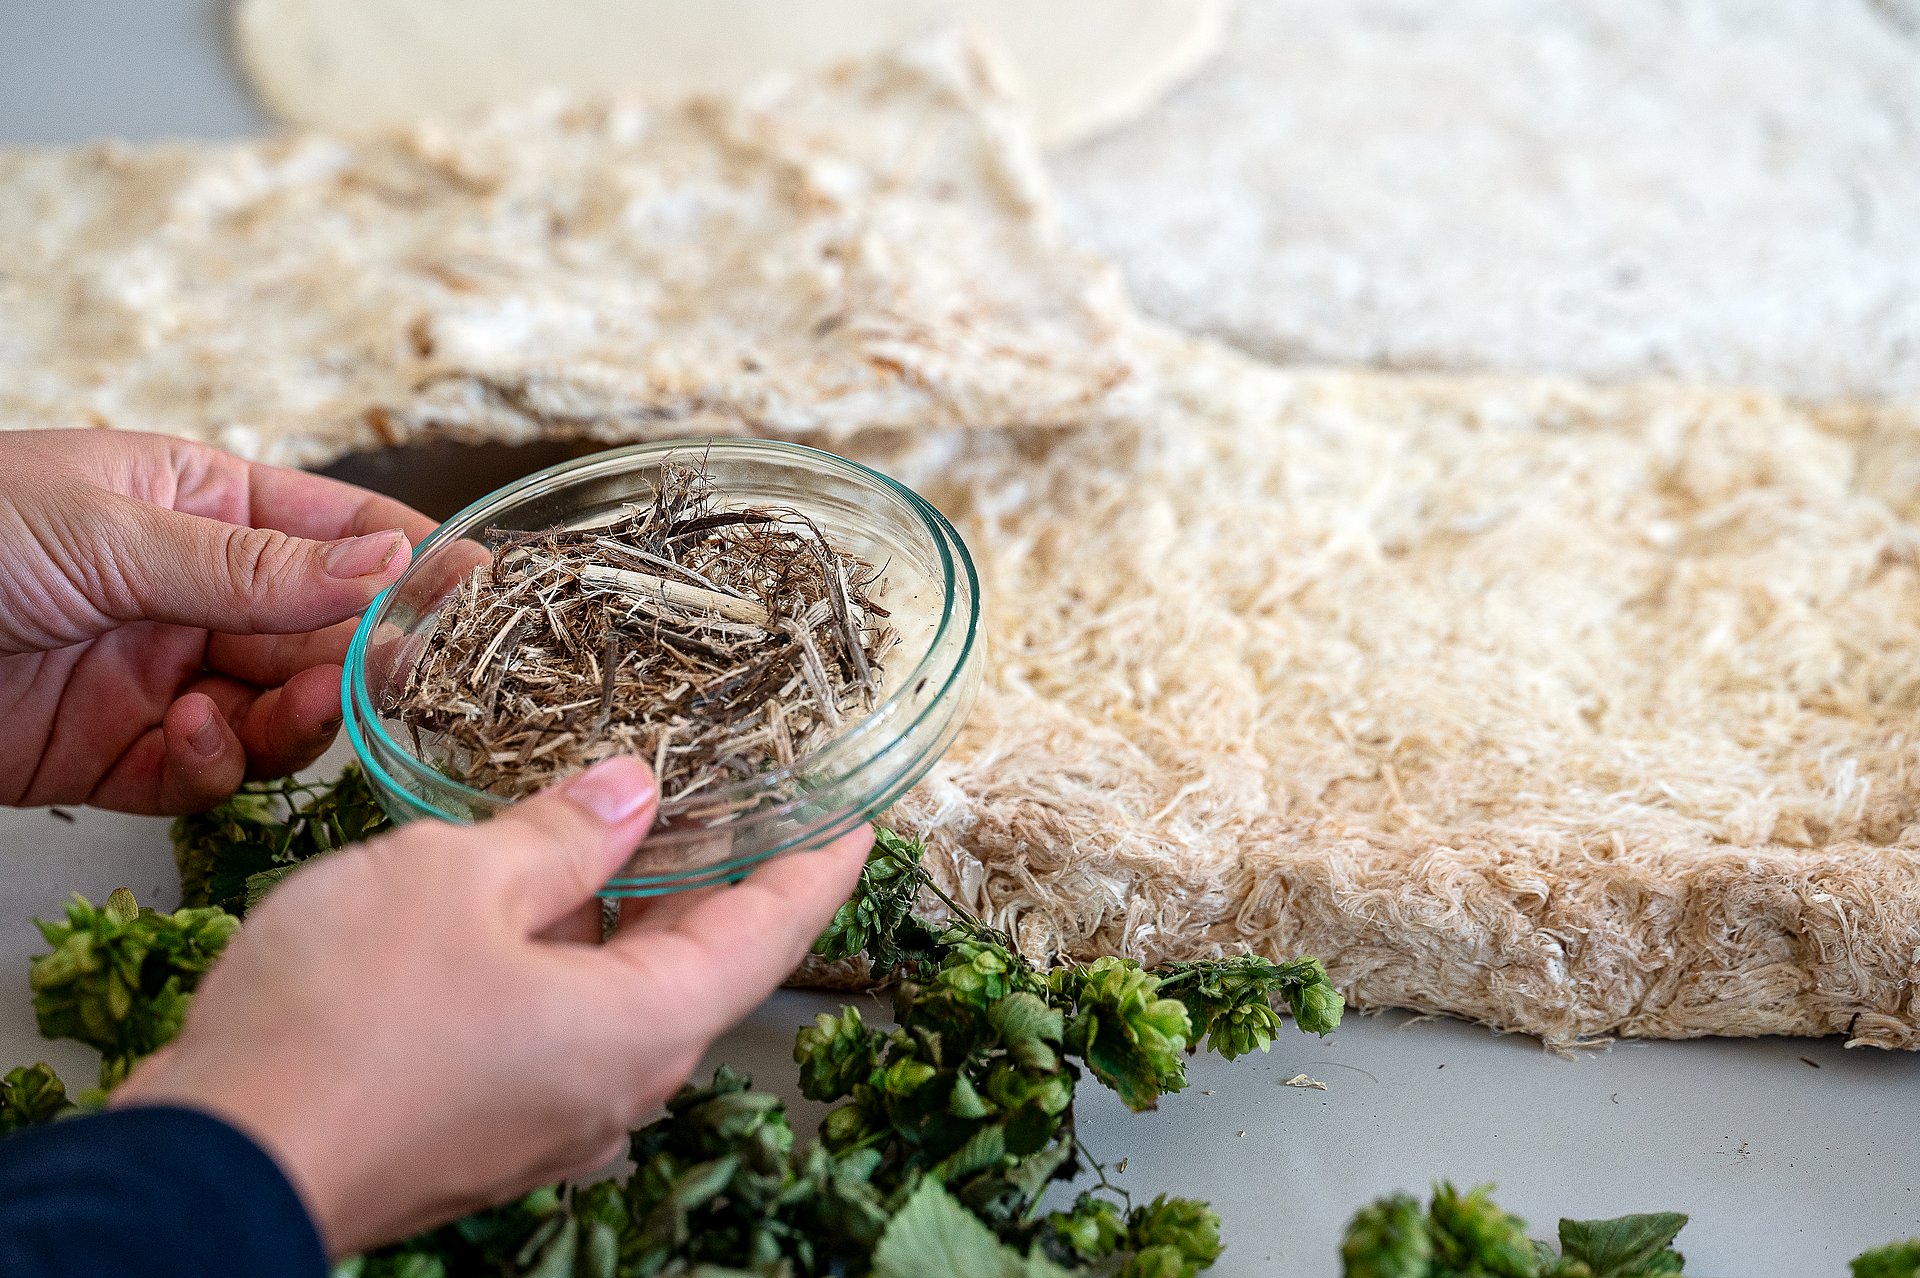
[831,330,1920,1049]
[389,462,893,810]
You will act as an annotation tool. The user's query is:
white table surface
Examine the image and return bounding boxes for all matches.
[1,5,1916,1273]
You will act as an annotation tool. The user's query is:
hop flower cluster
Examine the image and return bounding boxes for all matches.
[1341,1184,1693,1278]
[30,888,237,1089]
[5,770,1917,1278]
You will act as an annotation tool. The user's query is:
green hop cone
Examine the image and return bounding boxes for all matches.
[815,895,879,964]
[934,935,1019,1006]
[0,1063,74,1134]
[1056,957,1193,1111]
[1208,998,1285,1060]
[821,1100,879,1151]
[812,827,942,973]
[1049,1194,1129,1262]
[1429,1183,1540,1278]
[794,1007,882,1102]
[1341,1193,1434,1278]
[1285,959,1345,1036]
[1127,1195,1224,1274]
[875,1057,938,1099]
[1120,1244,1200,1278]
[29,892,238,1088]
[981,1058,1073,1118]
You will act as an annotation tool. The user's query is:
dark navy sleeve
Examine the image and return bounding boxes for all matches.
[0,1104,328,1278]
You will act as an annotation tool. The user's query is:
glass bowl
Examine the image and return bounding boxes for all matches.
[342,438,981,895]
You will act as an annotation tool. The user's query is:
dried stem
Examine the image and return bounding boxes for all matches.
[578,566,773,627]
[386,460,895,814]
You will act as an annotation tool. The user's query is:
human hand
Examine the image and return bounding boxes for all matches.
[0,430,438,813]
[111,757,872,1256]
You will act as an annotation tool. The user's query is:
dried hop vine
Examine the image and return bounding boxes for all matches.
[387,459,897,812]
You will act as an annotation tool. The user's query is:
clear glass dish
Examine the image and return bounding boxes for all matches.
[342,438,981,895]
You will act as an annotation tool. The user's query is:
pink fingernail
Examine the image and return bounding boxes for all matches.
[560,759,657,825]
[326,531,404,580]
[189,708,224,758]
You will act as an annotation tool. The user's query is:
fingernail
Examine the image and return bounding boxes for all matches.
[189,708,224,759]
[325,531,404,580]
[559,758,656,826]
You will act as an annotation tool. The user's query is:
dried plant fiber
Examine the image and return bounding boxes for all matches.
[0,40,1136,468]
[842,330,1920,1049]
[4,35,1915,1048]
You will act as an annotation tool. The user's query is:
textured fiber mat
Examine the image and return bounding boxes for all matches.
[851,332,1920,1048]
[0,40,1136,465]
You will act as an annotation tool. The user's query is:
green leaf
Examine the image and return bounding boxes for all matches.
[812,828,944,973]
[1005,1133,1077,1202]
[873,1181,1071,1278]
[1001,1103,1057,1159]
[871,1180,1009,1278]
[172,768,390,917]
[333,1249,449,1278]
[947,1072,990,1120]
[931,1123,1006,1182]
[579,1218,620,1278]
[519,1216,579,1278]
[672,1155,743,1209]
[989,992,1063,1070]
[1558,1214,1689,1277]
[244,864,300,912]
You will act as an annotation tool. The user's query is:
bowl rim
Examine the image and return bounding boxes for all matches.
[341,436,980,828]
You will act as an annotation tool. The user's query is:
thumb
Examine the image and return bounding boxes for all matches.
[113,498,410,635]
[478,758,660,935]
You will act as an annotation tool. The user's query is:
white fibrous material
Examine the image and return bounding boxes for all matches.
[851,330,1920,1048]
[1053,0,1920,402]
[0,40,1137,467]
